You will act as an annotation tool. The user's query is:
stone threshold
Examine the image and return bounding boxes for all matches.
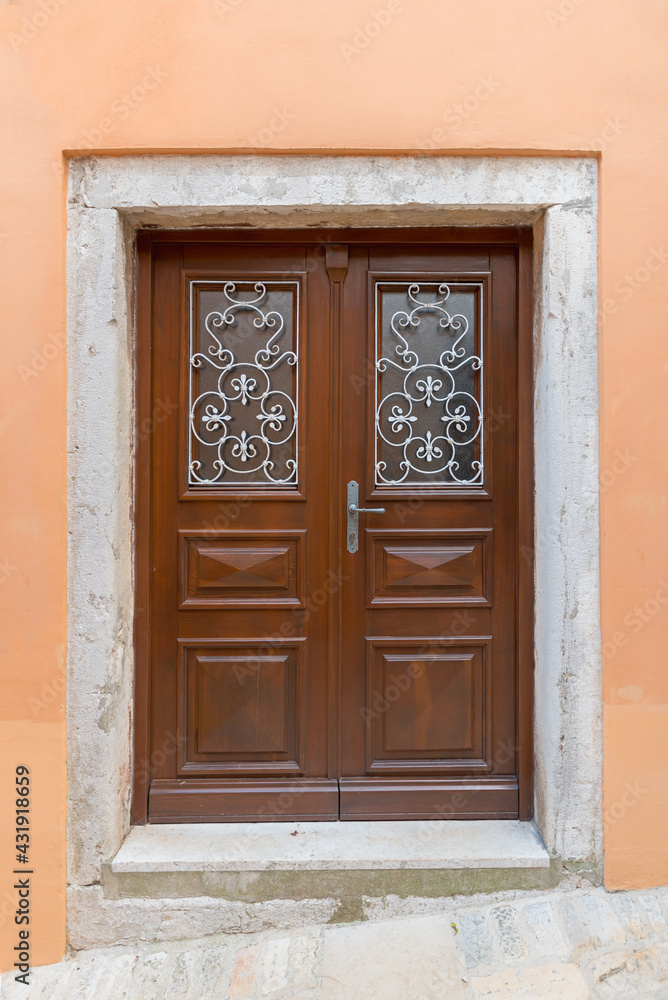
[103,820,557,902]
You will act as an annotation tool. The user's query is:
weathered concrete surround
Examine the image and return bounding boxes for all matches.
[66,155,600,946]
[6,884,668,999]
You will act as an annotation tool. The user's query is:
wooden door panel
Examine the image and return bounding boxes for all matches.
[338,778,518,820]
[365,638,490,772]
[178,640,305,774]
[368,529,491,606]
[149,779,339,822]
[179,530,305,608]
[368,248,490,271]
[176,243,308,271]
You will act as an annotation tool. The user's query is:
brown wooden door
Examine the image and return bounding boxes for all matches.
[337,243,524,819]
[134,230,533,824]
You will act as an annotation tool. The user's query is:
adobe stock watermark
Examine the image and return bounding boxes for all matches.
[134,731,186,786]
[202,495,252,532]
[599,449,636,494]
[361,611,479,726]
[247,108,295,148]
[234,567,350,683]
[336,398,507,529]
[545,0,587,30]
[68,400,178,490]
[361,659,424,727]
[27,671,65,718]
[137,397,178,443]
[602,579,668,663]
[257,784,305,819]
[7,0,69,53]
[306,236,335,275]
[603,781,648,831]
[17,330,64,385]
[417,75,502,149]
[340,0,414,63]
[213,0,247,15]
[519,454,634,549]
[586,115,628,153]
[0,556,17,585]
[600,245,668,328]
[74,66,168,150]
[411,740,519,835]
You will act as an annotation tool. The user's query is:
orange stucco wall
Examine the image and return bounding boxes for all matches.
[1,0,667,969]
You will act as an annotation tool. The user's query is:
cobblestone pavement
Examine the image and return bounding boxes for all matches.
[3,883,668,999]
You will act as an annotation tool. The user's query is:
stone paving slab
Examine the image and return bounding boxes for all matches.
[3,883,668,999]
[321,915,465,999]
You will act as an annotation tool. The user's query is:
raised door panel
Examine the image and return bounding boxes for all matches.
[179,530,305,608]
[368,529,490,606]
[365,638,489,774]
[178,640,305,775]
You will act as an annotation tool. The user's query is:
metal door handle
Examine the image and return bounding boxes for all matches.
[346,481,385,553]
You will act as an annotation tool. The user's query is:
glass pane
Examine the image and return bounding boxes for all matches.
[375,281,483,487]
[189,280,299,487]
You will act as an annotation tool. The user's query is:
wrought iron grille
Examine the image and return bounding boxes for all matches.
[189,280,299,487]
[375,281,483,487]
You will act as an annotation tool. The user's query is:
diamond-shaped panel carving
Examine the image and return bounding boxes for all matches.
[384,546,475,588]
[179,532,304,608]
[198,548,291,589]
[370,531,490,605]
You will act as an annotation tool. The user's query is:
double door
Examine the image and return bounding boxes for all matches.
[135,229,533,823]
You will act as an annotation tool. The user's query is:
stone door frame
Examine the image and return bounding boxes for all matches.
[66,154,601,902]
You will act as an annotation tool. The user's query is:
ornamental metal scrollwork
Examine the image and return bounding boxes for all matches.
[375,282,483,486]
[189,281,299,486]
